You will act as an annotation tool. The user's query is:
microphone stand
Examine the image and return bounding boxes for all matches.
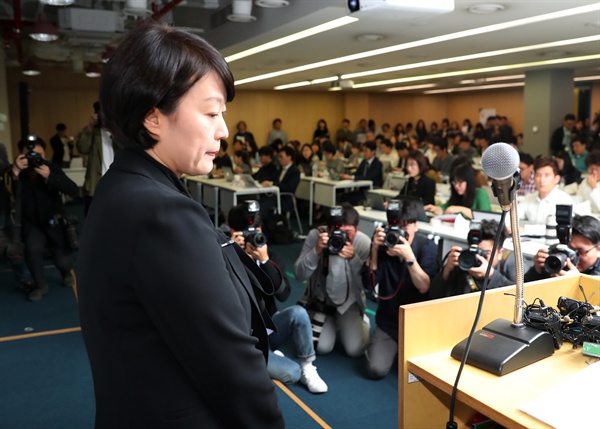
[451,172,555,376]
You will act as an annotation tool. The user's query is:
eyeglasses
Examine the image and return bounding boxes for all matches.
[571,245,597,257]
[451,180,465,186]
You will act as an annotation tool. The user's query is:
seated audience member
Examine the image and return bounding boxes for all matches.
[298,143,317,177]
[454,135,478,160]
[294,204,371,357]
[253,145,279,183]
[474,132,491,155]
[424,161,491,218]
[339,141,383,205]
[519,155,573,225]
[228,204,328,393]
[570,135,588,174]
[395,150,436,206]
[310,140,322,162]
[259,146,300,215]
[577,150,600,213]
[518,152,536,197]
[233,149,252,174]
[429,220,515,299]
[430,137,455,177]
[555,150,581,186]
[525,215,600,281]
[10,136,78,301]
[393,140,409,171]
[210,139,232,177]
[364,200,439,379]
[377,139,398,172]
[344,142,363,173]
[270,138,284,168]
[322,140,344,179]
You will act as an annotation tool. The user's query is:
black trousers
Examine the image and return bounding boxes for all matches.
[24,224,73,290]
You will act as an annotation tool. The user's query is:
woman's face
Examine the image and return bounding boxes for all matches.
[302,146,312,159]
[406,158,420,178]
[145,71,229,177]
[452,179,467,196]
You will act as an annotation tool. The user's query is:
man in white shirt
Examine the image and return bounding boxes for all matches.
[519,154,573,225]
[377,139,399,173]
[577,150,600,214]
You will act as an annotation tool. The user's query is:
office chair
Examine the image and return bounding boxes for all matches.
[279,191,302,235]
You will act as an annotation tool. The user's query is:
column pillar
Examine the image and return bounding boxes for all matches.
[523,69,574,156]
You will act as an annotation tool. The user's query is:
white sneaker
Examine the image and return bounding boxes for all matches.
[300,364,328,393]
[273,350,285,357]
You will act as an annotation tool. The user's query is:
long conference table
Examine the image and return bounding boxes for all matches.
[296,176,373,225]
[184,175,281,225]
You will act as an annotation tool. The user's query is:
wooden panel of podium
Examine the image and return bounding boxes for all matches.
[398,274,600,428]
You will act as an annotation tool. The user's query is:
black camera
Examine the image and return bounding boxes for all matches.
[24,134,45,169]
[458,221,487,271]
[383,200,408,247]
[242,200,267,248]
[524,301,563,349]
[545,205,578,273]
[326,206,348,255]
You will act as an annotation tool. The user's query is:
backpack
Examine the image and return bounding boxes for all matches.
[262,214,295,245]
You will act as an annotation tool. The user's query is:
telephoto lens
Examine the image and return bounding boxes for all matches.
[544,243,579,274]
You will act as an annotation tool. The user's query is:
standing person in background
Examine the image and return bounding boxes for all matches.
[76,101,122,216]
[313,119,330,143]
[354,119,368,144]
[76,20,284,429]
[550,113,575,155]
[267,118,288,146]
[50,123,74,169]
[335,119,354,145]
[233,120,257,155]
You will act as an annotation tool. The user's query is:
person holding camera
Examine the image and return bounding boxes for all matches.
[364,200,439,379]
[524,215,600,281]
[76,100,122,216]
[429,219,516,299]
[294,203,371,358]
[228,202,328,394]
[10,135,78,301]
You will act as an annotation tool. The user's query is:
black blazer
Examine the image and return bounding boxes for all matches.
[77,148,284,429]
[354,157,384,188]
[397,175,436,206]
[253,161,279,183]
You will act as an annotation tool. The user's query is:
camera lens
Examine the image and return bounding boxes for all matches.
[458,248,483,271]
[544,253,566,274]
[328,233,346,255]
[384,230,400,247]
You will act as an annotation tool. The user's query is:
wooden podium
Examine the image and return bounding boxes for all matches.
[398,274,600,429]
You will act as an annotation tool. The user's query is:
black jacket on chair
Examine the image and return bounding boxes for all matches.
[77,148,284,429]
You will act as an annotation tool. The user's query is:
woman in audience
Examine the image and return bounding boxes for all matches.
[555,150,581,186]
[393,122,407,142]
[233,149,252,174]
[396,150,436,205]
[298,143,316,176]
[424,161,491,218]
[415,119,428,143]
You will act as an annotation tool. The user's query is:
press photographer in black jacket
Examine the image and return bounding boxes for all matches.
[10,135,78,301]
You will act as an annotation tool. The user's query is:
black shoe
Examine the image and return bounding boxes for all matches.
[27,285,49,302]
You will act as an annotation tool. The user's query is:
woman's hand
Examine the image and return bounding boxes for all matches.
[424,204,442,215]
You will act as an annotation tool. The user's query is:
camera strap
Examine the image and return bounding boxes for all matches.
[368,256,405,301]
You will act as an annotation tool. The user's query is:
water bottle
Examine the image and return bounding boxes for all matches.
[312,162,318,177]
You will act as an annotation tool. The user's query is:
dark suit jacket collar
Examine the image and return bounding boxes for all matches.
[111,147,189,197]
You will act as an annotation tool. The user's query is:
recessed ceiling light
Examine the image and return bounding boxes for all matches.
[255,0,289,7]
[468,3,505,14]
[356,34,384,42]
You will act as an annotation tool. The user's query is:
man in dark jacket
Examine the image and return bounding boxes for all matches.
[339,140,383,205]
[10,135,78,301]
[550,113,576,155]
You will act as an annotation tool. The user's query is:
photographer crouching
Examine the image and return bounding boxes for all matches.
[10,135,79,301]
[294,203,371,358]
[228,201,328,393]
[365,200,438,379]
[525,214,600,281]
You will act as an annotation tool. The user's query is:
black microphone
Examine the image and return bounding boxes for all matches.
[480,143,521,210]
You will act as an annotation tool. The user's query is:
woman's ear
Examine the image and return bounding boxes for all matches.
[144,108,161,137]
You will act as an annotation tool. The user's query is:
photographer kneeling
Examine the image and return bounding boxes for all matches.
[429,219,515,299]
[228,202,328,393]
[294,203,371,358]
[524,215,600,281]
[10,135,78,301]
[365,200,439,379]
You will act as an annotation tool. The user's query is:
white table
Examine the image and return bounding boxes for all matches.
[299,177,373,225]
[356,207,545,261]
[185,176,281,225]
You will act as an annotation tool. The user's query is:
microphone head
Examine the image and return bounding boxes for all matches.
[481,142,520,180]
